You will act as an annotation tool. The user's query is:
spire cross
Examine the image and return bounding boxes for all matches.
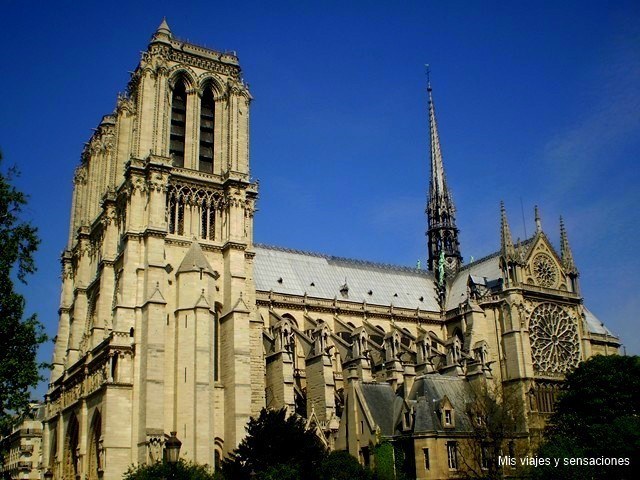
[425,64,432,91]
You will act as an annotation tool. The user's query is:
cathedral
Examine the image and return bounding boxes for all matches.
[30,21,619,480]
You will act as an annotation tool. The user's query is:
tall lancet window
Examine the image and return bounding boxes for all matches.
[170,80,187,168]
[199,87,215,173]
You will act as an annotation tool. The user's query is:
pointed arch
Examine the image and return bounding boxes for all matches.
[281,313,299,328]
[62,414,80,480]
[167,67,197,90]
[48,425,58,471]
[87,410,103,480]
[198,74,224,97]
[199,84,215,173]
[169,77,187,167]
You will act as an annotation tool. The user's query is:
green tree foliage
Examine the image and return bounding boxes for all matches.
[531,355,640,479]
[255,463,300,480]
[373,441,395,480]
[122,459,215,480]
[220,408,327,480]
[0,152,47,436]
[317,450,372,480]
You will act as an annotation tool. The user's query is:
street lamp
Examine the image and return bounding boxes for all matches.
[165,431,182,479]
[44,469,53,480]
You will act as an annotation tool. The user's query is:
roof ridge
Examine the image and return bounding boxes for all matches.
[255,243,433,275]
[459,236,536,271]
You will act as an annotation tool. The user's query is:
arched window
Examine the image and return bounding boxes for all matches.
[170,79,187,168]
[199,87,215,173]
[63,415,80,479]
[200,198,215,240]
[87,411,102,480]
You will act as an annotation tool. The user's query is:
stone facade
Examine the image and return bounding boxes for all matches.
[0,404,44,480]
[42,21,261,480]
[38,20,620,480]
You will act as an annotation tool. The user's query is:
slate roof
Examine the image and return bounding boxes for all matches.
[446,254,502,310]
[410,375,474,433]
[254,244,440,311]
[583,307,617,337]
[359,382,403,436]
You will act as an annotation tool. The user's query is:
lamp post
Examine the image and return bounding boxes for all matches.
[43,469,54,480]
[165,431,182,479]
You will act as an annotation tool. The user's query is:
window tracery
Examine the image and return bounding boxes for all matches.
[532,253,558,288]
[166,183,220,240]
[529,303,580,374]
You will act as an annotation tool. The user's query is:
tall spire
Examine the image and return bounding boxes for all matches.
[500,201,516,260]
[426,73,461,276]
[559,216,578,275]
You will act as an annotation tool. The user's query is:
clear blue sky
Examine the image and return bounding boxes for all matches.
[1,1,638,399]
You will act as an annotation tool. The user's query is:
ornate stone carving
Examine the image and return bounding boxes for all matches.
[147,435,165,463]
[532,253,558,288]
[529,303,580,374]
[148,172,168,192]
[74,165,88,185]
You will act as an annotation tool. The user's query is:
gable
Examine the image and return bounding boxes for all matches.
[523,235,566,290]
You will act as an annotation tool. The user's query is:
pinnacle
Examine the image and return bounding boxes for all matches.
[156,17,172,36]
[500,201,515,258]
[560,216,577,273]
[177,240,214,275]
[534,205,542,233]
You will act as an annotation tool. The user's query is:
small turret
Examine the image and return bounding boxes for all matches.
[151,17,172,44]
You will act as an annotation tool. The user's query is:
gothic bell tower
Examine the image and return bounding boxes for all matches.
[44,20,262,480]
[425,80,462,277]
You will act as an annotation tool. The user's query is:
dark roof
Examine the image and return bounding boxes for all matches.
[359,382,402,436]
[410,375,473,433]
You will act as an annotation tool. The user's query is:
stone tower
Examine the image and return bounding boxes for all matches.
[426,80,462,278]
[43,20,262,480]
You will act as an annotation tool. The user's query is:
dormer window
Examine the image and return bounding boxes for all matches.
[439,397,455,428]
[444,409,452,426]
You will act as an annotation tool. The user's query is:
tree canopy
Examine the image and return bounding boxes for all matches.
[0,152,47,436]
[457,381,524,480]
[531,355,640,479]
[318,450,372,480]
[220,407,327,480]
[123,459,216,480]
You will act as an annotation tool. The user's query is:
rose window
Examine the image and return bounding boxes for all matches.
[529,303,580,374]
[533,253,558,288]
